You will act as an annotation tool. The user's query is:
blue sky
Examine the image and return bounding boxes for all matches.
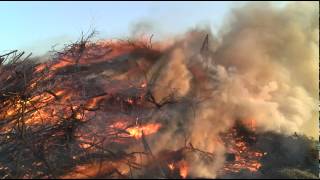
[0,1,287,55]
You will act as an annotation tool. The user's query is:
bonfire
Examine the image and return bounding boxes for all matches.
[0,30,317,179]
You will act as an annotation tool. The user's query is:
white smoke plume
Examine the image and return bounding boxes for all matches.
[143,2,318,178]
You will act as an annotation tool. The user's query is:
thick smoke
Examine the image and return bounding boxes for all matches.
[143,2,318,178]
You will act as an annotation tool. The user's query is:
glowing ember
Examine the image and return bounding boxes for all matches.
[127,98,134,105]
[79,143,91,149]
[85,96,105,109]
[6,109,15,116]
[168,163,175,171]
[140,82,147,88]
[110,121,127,129]
[221,127,265,174]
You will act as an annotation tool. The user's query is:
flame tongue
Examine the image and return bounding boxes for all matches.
[166,160,188,179]
[110,121,162,140]
[178,160,188,179]
[127,123,161,139]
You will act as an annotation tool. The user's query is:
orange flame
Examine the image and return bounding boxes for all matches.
[243,118,257,131]
[140,82,147,88]
[178,160,188,179]
[50,60,72,70]
[127,98,134,105]
[127,123,161,139]
[35,64,46,72]
[168,163,175,171]
[109,121,162,139]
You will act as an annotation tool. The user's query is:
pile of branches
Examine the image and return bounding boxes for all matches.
[0,50,97,178]
[1,33,317,179]
[0,34,185,179]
